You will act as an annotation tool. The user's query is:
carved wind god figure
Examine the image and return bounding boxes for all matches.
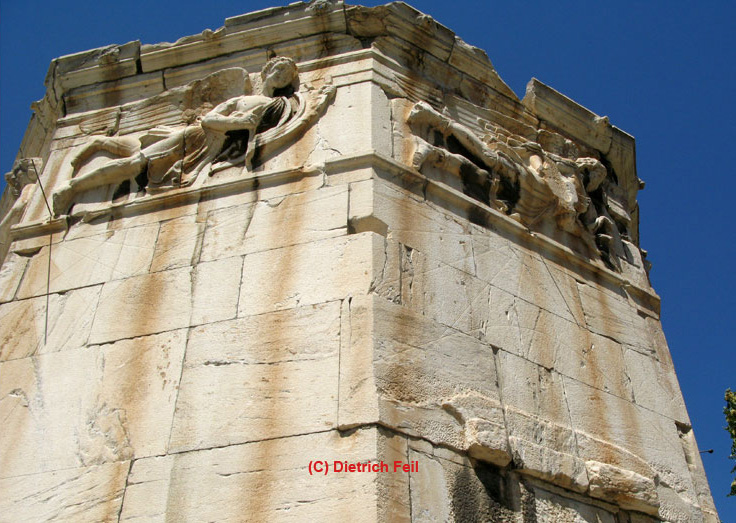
[406,101,630,267]
[52,57,335,217]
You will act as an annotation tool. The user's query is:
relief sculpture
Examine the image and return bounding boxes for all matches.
[407,101,637,270]
[51,57,335,217]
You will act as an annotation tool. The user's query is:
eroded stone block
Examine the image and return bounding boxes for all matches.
[0,330,186,478]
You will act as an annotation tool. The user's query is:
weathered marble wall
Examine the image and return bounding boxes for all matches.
[0,1,718,521]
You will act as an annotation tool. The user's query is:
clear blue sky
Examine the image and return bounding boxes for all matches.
[1,0,734,518]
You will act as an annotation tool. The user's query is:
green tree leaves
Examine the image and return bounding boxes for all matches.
[726,388,736,496]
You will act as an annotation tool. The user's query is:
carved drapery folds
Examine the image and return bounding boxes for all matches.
[51,57,335,218]
[407,101,641,271]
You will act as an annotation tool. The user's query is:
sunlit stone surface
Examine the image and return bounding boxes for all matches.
[0,1,718,520]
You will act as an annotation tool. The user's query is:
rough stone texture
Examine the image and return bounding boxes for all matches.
[0,330,186,478]
[0,1,718,521]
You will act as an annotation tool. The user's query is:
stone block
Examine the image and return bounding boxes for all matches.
[384,239,492,336]
[64,71,165,114]
[447,37,518,102]
[482,284,541,357]
[238,232,377,318]
[89,267,192,344]
[0,330,186,478]
[479,245,584,325]
[169,302,341,452]
[530,485,618,523]
[348,178,388,236]
[108,199,201,234]
[0,252,29,303]
[562,376,654,476]
[17,223,159,299]
[150,215,204,272]
[0,461,129,522]
[577,279,653,356]
[122,428,400,521]
[586,460,659,515]
[554,327,633,402]
[54,40,140,90]
[200,170,326,214]
[338,295,380,429]
[346,3,455,62]
[623,347,689,421]
[316,82,392,160]
[200,184,348,262]
[190,256,242,326]
[0,285,101,361]
[522,78,613,153]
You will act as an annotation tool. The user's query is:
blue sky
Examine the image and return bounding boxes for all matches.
[1,0,735,518]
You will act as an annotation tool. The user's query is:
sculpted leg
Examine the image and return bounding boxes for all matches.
[53,152,147,216]
[70,136,140,170]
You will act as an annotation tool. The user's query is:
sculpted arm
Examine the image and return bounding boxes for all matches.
[201,97,267,133]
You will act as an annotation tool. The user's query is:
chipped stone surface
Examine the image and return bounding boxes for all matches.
[0,330,185,478]
[530,485,619,523]
[586,460,659,514]
[408,445,518,521]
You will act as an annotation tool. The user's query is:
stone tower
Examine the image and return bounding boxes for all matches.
[0,1,718,521]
